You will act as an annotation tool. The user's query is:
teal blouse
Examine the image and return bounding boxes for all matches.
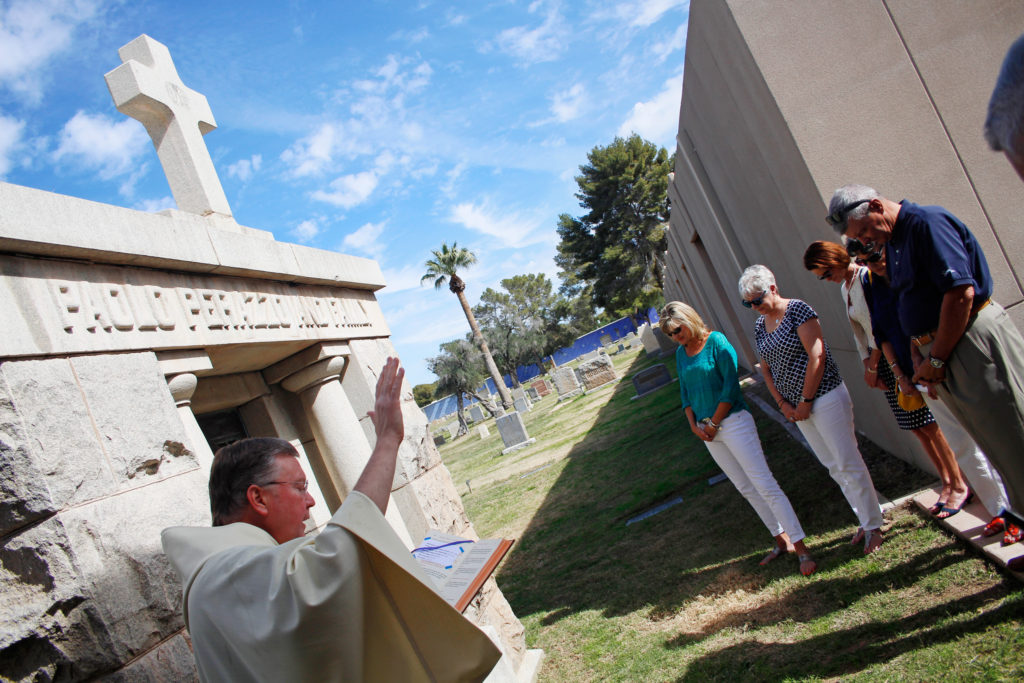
[675,330,748,421]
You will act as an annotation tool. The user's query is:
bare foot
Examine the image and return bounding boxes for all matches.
[864,529,883,554]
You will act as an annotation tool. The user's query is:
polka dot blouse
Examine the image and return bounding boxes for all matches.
[754,299,842,405]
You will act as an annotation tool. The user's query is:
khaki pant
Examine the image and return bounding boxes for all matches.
[922,302,1024,520]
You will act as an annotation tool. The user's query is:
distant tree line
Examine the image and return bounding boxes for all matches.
[418,134,673,430]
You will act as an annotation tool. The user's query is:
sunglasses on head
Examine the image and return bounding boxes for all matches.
[826,199,870,227]
[741,292,766,308]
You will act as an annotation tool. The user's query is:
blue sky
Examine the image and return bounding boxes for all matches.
[0,0,688,387]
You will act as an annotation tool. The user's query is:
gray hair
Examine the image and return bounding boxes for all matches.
[985,33,1024,154]
[827,184,880,233]
[738,265,776,299]
[209,437,298,525]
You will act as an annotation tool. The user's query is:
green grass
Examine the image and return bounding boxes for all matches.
[438,346,1024,681]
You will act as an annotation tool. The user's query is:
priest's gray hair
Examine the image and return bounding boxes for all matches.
[209,437,299,526]
[985,33,1024,153]
[738,265,776,299]
[828,184,880,233]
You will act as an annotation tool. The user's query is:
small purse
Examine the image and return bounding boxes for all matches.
[897,386,925,412]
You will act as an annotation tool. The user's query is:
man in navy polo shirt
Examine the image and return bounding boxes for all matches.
[828,184,1024,541]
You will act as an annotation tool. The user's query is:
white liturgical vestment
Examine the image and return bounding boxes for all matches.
[162,491,501,682]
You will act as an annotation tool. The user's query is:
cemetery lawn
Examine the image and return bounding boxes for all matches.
[437,346,1024,681]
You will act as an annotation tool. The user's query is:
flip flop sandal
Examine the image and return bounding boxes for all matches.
[1004,523,1023,546]
[850,528,865,546]
[798,554,816,576]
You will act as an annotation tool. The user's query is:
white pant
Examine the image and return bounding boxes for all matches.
[704,409,806,542]
[924,394,1011,519]
[796,383,884,531]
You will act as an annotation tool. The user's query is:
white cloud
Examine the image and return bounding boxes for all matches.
[226,154,262,182]
[389,26,430,44]
[551,83,586,122]
[133,196,176,213]
[448,200,546,247]
[618,0,688,28]
[617,71,683,146]
[311,170,379,208]
[0,0,98,104]
[0,115,25,176]
[52,110,150,179]
[341,221,386,259]
[292,218,320,242]
[281,123,341,177]
[493,5,567,65]
[651,22,687,63]
[380,263,430,295]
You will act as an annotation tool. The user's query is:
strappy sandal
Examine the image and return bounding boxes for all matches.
[982,516,1005,537]
[798,554,817,576]
[863,529,883,554]
[850,528,865,546]
[759,546,786,566]
[1004,523,1023,546]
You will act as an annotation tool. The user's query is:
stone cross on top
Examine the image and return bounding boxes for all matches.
[105,35,232,218]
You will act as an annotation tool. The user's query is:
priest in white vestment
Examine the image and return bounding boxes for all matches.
[162,358,501,682]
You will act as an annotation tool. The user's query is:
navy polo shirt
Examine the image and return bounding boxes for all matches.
[886,201,993,337]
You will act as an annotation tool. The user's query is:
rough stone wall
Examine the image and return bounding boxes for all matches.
[0,352,207,680]
[342,338,528,671]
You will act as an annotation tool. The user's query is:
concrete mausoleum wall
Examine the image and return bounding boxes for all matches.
[0,35,534,681]
[665,0,1024,474]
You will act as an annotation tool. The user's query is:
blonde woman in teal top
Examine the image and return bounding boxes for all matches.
[660,302,816,576]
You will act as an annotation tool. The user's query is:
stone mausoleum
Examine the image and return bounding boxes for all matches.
[0,35,537,680]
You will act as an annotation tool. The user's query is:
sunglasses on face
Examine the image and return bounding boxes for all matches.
[741,292,766,308]
[825,199,870,227]
[856,250,883,265]
[817,270,832,281]
[669,325,685,337]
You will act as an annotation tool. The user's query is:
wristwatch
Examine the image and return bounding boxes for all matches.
[928,354,945,369]
[800,396,814,403]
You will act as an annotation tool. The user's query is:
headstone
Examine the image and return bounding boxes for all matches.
[552,366,583,401]
[630,364,675,399]
[526,387,540,402]
[599,333,613,346]
[469,404,485,422]
[477,424,490,439]
[514,396,531,413]
[496,411,536,454]
[446,422,459,440]
[433,434,446,446]
[581,349,600,363]
[638,323,660,356]
[652,327,677,357]
[618,343,626,353]
[630,336,642,349]
[511,386,527,403]
[530,379,552,396]
[578,354,618,391]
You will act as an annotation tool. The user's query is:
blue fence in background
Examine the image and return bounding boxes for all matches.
[422,308,660,423]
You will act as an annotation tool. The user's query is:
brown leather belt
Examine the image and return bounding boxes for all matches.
[910,299,991,347]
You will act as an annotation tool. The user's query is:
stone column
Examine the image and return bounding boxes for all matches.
[166,372,215,472]
[278,354,413,547]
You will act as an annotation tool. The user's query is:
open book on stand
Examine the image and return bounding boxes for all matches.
[412,530,514,612]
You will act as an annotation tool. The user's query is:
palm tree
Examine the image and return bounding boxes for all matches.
[422,242,513,411]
